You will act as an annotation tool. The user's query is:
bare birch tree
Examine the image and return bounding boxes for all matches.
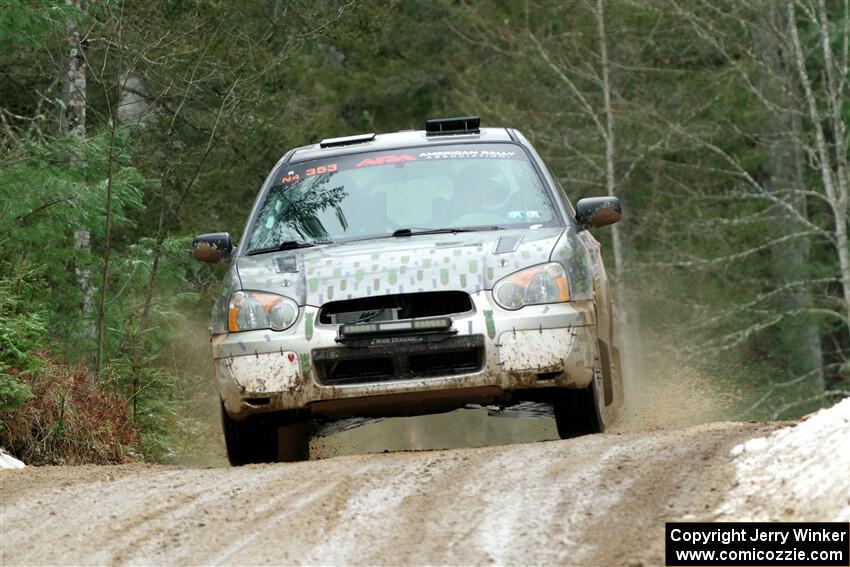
[637,0,849,414]
[787,0,850,335]
[594,0,624,309]
[663,0,848,343]
[65,0,94,327]
[754,2,823,388]
[525,1,625,309]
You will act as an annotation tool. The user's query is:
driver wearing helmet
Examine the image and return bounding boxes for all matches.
[430,162,511,227]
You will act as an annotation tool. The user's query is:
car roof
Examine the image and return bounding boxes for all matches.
[287,127,516,164]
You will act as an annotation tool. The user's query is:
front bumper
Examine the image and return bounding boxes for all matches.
[214,292,598,420]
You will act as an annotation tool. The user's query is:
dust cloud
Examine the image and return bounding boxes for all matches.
[610,331,740,433]
[166,316,228,466]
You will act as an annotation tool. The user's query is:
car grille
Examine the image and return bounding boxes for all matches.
[330,308,400,325]
[319,291,473,325]
[312,335,485,385]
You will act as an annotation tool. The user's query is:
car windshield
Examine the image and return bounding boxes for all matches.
[245,143,559,253]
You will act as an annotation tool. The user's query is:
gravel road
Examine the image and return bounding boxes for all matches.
[1,420,781,566]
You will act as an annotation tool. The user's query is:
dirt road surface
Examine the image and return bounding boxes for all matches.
[1,420,781,566]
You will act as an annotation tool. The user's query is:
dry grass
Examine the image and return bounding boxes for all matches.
[0,356,138,465]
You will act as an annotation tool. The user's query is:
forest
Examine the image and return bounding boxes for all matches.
[0,0,847,464]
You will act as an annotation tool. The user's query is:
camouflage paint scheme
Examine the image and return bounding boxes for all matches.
[234,227,591,305]
[210,128,621,420]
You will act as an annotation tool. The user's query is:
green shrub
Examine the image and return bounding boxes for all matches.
[0,272,45,413]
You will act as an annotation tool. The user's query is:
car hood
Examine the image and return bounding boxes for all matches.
[235,227,566,306]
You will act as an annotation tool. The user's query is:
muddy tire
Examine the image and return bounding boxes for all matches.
[277,421,310,463]
[553,376,605,439]
[220,402,279,466]
[598,339,615,406]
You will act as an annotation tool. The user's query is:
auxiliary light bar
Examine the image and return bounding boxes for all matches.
[339,317,452,338]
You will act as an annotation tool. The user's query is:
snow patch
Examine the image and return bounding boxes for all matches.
[715,397,850,521]
[0,448,24,469]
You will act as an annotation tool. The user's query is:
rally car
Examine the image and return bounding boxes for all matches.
[193,116,624,465]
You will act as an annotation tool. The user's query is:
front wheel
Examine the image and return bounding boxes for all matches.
[553,376,605,439]
[220,402,311,465]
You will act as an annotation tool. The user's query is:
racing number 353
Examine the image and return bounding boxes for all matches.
[306,163,337,176]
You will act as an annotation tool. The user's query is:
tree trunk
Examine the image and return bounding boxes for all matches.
[755,2,824,392]
[595,0,636,379]
[66,0,94,332]
[95,119,117,377]
[96,4,127,378]
[596,0,625,314]
[788,1,850,341]
[65,0,86,139]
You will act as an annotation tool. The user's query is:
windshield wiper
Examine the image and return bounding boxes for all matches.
[246,240,331,256]
[391,226,505,237]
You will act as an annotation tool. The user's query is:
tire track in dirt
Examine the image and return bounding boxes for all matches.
[579,423,785,566]
[1,422,780,566]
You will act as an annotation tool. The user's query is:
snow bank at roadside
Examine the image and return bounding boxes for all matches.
[0,448,25,469]
[715,397,850,521]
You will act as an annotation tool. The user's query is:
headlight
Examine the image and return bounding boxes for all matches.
[228,291,299,332]
[493,263,570,310]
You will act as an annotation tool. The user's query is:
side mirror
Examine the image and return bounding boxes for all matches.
[575,197,622,231]
[192,232,234,263]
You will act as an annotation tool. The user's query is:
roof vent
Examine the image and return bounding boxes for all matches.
[319,132,376,148]
[425,116,480,136]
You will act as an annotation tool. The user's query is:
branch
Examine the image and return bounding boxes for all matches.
[713,314,785,351]
[669,0,802,119]
[694,307,848,354]
[736,363,844,417]
[526,31,608,142]
[646,230,822,268]
[14,198,73,225]
[688,277,841,329]
[769,390,850,420]
[663,121,832,238]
